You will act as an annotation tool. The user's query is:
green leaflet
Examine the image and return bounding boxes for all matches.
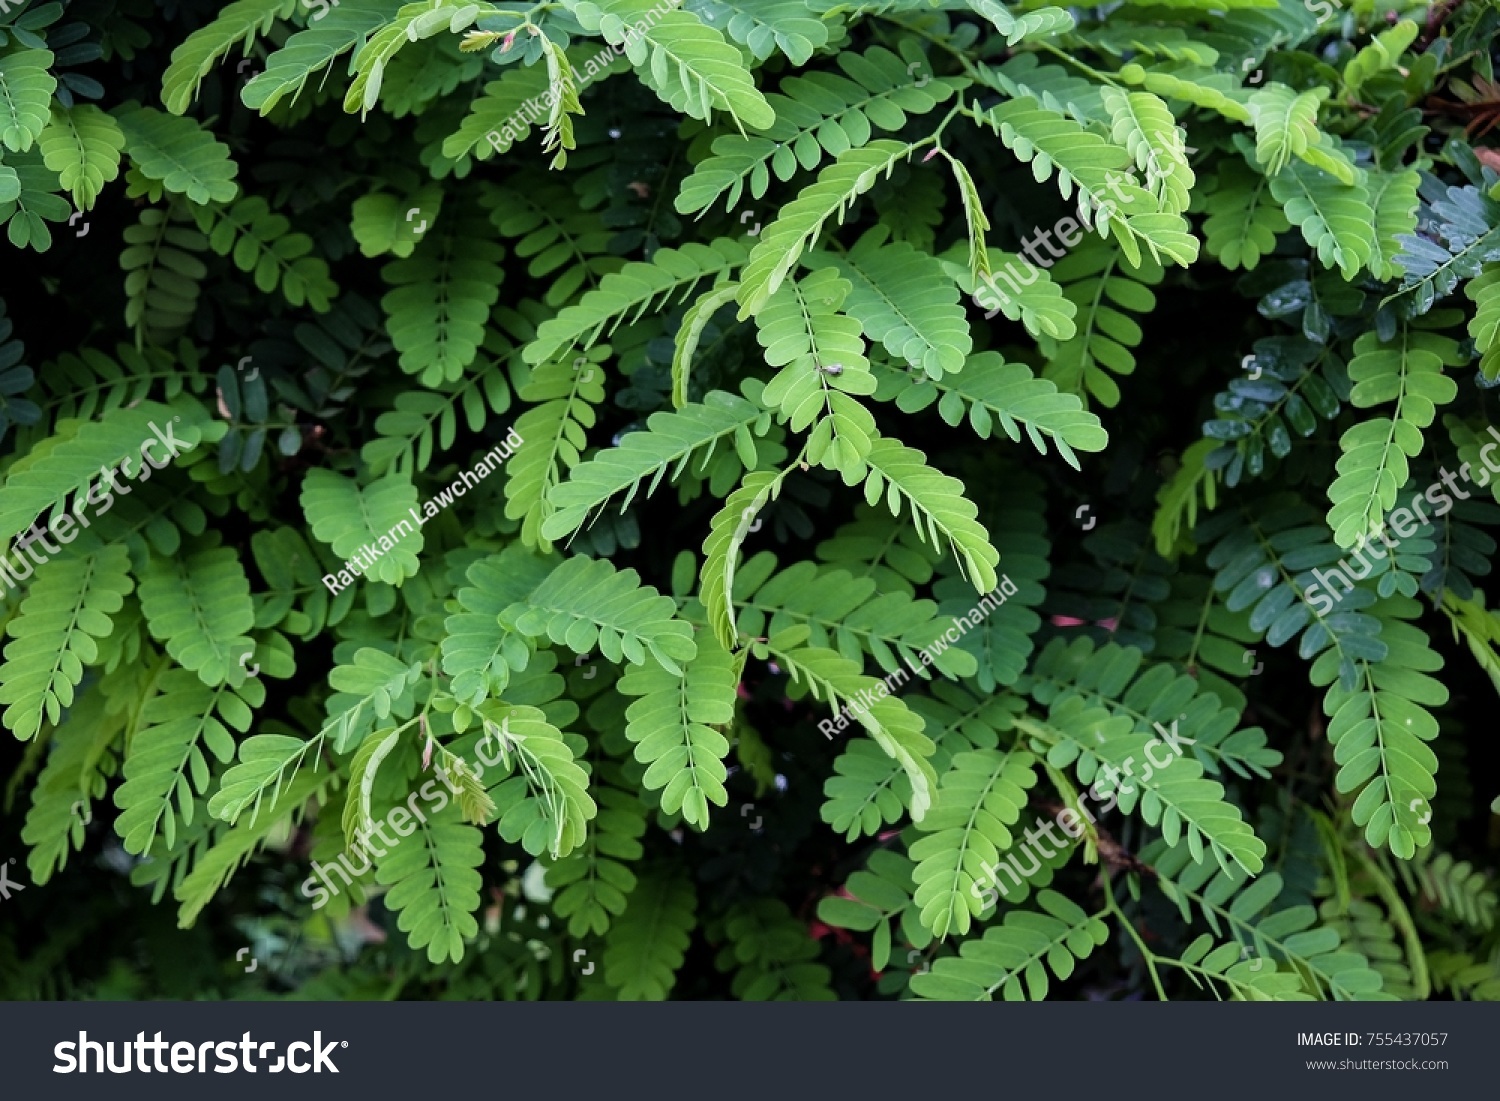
[817,849,927,971]
[910,745,1040,937]
[813,499,945,596]
[160,0,299,115]
[195,195,339,311]
[1246,84,1324,177]
[1099,86,1193,215]
[380,214,504,385]
[525,239,747,366]
[543,388,768,540]
[875,353,1108,469]
[1342,19,1419,100]
[977,53,1104,121]
[208,731,326,828]
[360,350,512,476]
[341,724,402,848]
[137,544,258,689]
[1152,846,1386,1002]
[1326,326,1463,550]
[718,898,836,999]
[0,48,55,153]
[1320,897,1418,999]
[1397,847,1497,932]
[242,0,406,112]
[1429,950,1500,999]
[545,767,647,936]
[1118,61,1251,123]
[178,765,332,925]
[1018,682,1268,876]
[979,96,1199,268]
[21,685,125,883]
[482,180,614,308]
[207,651,417,822]
[1202,158,1290,270]
[1083,26,1220,67]
[683,0,830,65]
[1148,840,1388,1000]
[503,553,699,674]
[700,469,781,649]
[821,738,913,842]
[733,551,979,680]
[1467,264,1500,380]
[323,646,423,752]
[737,139,919,317]
[17,342,180,448]
[909,890,1109,1000]
[947,246,1078,342]
[1023,636,1282,783]
[1439,588,1500,693]
[300,468,425,586]
[945,151,994,290]
[1313,594,1447,859]
[0,149,70,251]
[441,55,553,160]
[861,436,1001,594]
[0,401,212,544]
[122,201,209,345]
[1152,439,1220,557]
[374,799,486,962]
[113,670,263,854]
[536,32,583,168]
[1270,159,1375,282]
[602,865,696,999]
[1393,182,1500,314]
[344,0,503,117]
[671,286,742,408]
[461,701,597,859]
[37,104,126,211]
[352,185,441,261]
[1038,237,1164,409]
[771,642,938,822]
[1364,168,1420,283]
[674,45,964,217]
[504,354,607,551]
[1197,495,1384,686]
[804,229,971,378]
[930,476,1050,693]
[963,0,1075,45]
[440,546,556,705]
[113,102,240,205]
[616,631,737,828]
[364,20,486,118]
[571,0,774,130]
[1173,933,1319,1001]
[0,543,133,740]
[755,267,877,478]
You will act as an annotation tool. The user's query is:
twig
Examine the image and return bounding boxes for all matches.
[1416,0,1463,52]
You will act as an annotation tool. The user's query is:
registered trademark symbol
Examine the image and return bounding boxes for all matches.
[341,1041,348,1047]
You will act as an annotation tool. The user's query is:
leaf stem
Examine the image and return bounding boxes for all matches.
[1035,42,1120,87]
[1102,869,1168,1000]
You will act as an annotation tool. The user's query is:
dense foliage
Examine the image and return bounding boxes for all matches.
[0,0,1498,1002]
